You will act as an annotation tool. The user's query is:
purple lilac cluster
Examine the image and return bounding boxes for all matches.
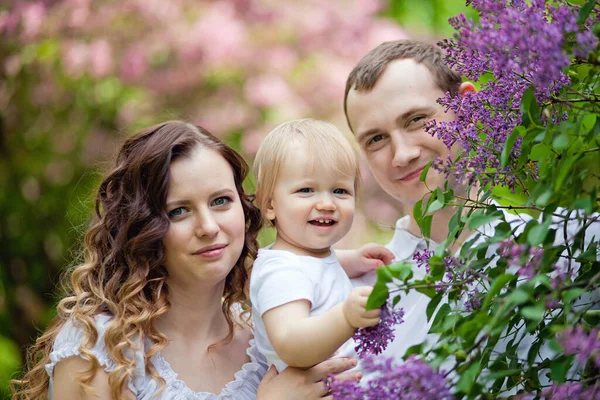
[558,325,600,368]
[429,0,598,188]
[498,239,544,279]
[413,249,434,273]
[331,356,454,400]
[353,304,405,357]
[437,255,467,293]
[540,382,599,399]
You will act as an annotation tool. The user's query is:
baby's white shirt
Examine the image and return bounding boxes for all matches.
[250,246,356,372]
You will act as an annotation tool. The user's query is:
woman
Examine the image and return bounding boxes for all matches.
[11,121,358,399]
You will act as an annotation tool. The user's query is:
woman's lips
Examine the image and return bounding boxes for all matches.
[193,244,227,258]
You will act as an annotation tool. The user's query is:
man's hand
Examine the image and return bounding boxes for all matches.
[339,243,395,278]
[343,286,381,328]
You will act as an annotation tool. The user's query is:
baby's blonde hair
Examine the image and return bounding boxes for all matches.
[253,118,360,225]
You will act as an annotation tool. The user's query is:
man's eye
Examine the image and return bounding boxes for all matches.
[168,207,186,218]
[409,116,425,124]
[298,188,313,193]
[212,196,232,206]
[367,134,384,146]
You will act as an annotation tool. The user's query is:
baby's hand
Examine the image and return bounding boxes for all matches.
[343,287,381,328]
[343,244,395,278]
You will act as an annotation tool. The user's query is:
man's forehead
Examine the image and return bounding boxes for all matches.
[346,59,441,131]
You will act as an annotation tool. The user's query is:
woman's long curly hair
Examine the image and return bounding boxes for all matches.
[11,121,262,399]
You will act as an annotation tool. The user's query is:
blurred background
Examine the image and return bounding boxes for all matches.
[0,0,473,396]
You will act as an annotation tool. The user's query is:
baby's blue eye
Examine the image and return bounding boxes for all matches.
[333,188,348,195]
[298,188,313,193]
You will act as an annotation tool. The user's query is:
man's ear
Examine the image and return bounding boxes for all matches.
[264,198,276,222]
[459,82,476,95]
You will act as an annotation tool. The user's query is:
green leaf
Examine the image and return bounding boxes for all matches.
[578,0,597,25]
[420,162,432,182]
[501,126,523,168]
[389,262,413,281]
[484,369,522,381]
[366,268,392,310]
[426,196,445,213]
[466,210,504,231]
[507,289,530,306]
[527,218,552,246]
[520,305,545,321]
[562,288,585,304]
[555,154,581,191]
[457,361,482,394]
[552,132,569,151]
[550,357,572,383]
[428,255,446,281]
[426,292,443,322]
[483,273,514,308]
[429,303,451,334]
[403,343,424,358]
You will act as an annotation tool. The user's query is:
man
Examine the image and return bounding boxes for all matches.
[344,39,478,363]
[343,40,599,375]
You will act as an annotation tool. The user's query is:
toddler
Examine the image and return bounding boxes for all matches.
[250,118,388,372]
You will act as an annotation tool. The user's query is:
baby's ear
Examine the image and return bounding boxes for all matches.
[264,198,276,221]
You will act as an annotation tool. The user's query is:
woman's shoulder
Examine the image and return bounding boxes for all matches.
[48,314,118,376]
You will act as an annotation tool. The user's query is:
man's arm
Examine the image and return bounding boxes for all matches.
[262,287,380,368]
[337,244,395,278]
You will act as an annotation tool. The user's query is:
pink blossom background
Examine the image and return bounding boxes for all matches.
[2,0,412,251]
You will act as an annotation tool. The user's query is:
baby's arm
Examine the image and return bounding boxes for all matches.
[262,286,380,368]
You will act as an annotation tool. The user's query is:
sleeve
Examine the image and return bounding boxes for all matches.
[251,254,316,317]
[45,314,140,395]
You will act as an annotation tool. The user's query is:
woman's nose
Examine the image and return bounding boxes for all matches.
[194,213,219,237]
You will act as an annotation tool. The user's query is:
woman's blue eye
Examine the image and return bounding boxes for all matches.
[212,196,231,206]
[168,207,186,218]
[410,116,425,124]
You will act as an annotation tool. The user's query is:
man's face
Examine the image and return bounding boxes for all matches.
[346,59,462,209]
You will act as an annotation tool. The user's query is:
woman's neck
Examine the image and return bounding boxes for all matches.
[157,280,229,344]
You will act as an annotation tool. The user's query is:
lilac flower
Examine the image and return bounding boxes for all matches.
[497,239,544,279]
[540,382,599,399]
[431,0,598,189]
[332,356,454,400]
[464,287,482,312]
[557,326,600,368]
[413,249,434,273]
[353,304,405,357]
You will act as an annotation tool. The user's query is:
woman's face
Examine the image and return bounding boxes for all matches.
[162,145,246,286]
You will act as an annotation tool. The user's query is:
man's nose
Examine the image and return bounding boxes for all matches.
[391,133,421,167]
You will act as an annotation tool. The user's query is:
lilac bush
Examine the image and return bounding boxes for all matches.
[350,0,600,398]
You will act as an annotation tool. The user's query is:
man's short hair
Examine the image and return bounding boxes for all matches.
[253,118,360,225]
[344,40,462,131]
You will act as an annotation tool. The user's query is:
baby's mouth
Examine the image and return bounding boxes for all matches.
[309,218,336,226]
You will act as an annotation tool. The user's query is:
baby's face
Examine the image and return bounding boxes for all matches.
[265,152,356,258]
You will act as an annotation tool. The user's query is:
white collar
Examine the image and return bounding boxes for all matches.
[387,215,437,261]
